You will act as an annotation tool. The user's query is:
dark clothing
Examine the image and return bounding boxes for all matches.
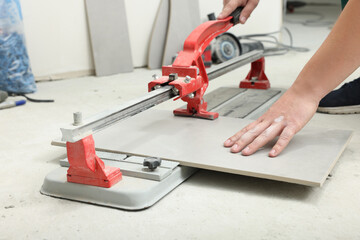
[341,0,348,9]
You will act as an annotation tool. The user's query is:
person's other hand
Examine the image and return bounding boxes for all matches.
[218,0,260,24]
[223,89,319,157]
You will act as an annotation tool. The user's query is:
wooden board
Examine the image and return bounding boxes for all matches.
[162,0,201,66]
[147,0,170,69]
[86,0,133,76]
[93,109,353,187]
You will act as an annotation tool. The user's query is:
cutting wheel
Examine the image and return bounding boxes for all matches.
[212,33,242,63]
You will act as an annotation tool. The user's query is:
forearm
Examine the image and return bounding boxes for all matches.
[223,0,360,157]
[290,0,360,103]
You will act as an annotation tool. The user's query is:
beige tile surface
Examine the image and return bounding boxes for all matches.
[94,109,352,187]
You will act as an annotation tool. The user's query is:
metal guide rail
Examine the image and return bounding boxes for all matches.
[61,50,264,143]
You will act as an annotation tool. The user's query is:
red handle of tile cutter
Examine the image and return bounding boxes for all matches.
[149,7,243,89]
[148,7,243,120]
[172,7,243,67]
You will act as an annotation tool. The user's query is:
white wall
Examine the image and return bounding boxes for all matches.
[21,0,94,80]
[20,0,282,80]
[125,0,160,67]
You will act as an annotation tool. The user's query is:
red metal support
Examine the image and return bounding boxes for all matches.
[239,57,270,90]
[66,135,122,188]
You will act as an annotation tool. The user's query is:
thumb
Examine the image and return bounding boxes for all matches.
[218,1,239,19]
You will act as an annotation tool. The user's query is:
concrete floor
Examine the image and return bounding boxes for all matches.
[1,4,360,240]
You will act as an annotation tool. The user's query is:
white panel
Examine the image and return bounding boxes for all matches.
[20,0,282,76]
[125,0,161,67]
[86,0,133,76]
[162,0,201,66]
[147,0,170,69]
[21,0,94,78]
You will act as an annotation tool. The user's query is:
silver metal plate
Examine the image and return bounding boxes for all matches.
[40,166,197,210]
[59,152,179,181]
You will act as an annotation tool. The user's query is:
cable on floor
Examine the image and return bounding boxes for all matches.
[237,27,310,57]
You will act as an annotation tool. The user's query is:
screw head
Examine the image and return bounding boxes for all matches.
[152,74,159,80]
[153,85,161,90]
[184,76,191,83]
[172,87,179,95]
[169,73,178,81]
[73,112,83,126]
[188,93,195,98]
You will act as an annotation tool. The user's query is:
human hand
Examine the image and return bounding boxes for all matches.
[223,89,319,157]
[218,0,260,24]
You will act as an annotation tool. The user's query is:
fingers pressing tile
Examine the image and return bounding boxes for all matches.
[224,139,232,147]
[231,143,240,153]
[269,149,277,157]
[241,146,250,155]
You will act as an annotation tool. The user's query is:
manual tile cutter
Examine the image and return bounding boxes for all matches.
[41,7,271,210]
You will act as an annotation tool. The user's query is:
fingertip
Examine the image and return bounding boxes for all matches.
[240,16,247,24]
[230,144,240,153]
[217,12,225,19]
[224,139,232,147]
[218,2,237,20]
[241,146,251,156]
[269,149,277,158]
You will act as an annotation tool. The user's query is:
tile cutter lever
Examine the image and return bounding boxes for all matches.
[149,7,250,120]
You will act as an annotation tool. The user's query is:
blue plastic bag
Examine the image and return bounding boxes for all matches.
[0,0,36,93]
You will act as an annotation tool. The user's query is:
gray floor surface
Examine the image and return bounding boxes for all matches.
[1,4,360,240]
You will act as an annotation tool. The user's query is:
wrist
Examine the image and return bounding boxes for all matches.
[287,80,323,105]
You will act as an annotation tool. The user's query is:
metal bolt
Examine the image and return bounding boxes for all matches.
[188,93,195,99]
[184,76,191,83]
[73,112,82,126]
[169,73,178,81]
[152,74,159,80]
[143,157,162,171]
[172,87,179,95]
[153,85,161,90]
[251,76,258,81]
